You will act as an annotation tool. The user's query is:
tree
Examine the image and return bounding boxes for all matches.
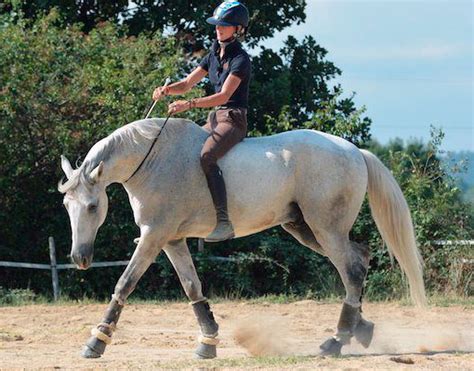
[0,0,306,49]
[246,35,372,143]
[2,1,372,142]
[0,10,191,297]
[0,0,129,33]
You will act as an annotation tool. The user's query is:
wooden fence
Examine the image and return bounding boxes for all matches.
[0,237,233,301]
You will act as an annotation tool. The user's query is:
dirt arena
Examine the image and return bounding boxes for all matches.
[0,300,472,369]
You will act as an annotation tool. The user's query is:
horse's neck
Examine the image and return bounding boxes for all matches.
[86,125,156,186]
[101,119,200,188]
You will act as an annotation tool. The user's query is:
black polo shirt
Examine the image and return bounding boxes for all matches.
[199,40,251,109]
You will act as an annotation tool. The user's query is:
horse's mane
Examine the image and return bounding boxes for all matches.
[58,118,196,193]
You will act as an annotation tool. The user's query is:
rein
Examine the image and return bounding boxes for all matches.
[124,112,172,183]
[125,77,172,183]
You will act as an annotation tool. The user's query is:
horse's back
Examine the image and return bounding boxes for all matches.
[217,128,368,231]
[223,128,366,180]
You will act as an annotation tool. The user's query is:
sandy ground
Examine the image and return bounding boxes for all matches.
[0,300,472,369]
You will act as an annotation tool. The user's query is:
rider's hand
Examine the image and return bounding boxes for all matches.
[168,100,191,114]
[152,85,170,101]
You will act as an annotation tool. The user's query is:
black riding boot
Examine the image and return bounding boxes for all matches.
[204,165,235,242]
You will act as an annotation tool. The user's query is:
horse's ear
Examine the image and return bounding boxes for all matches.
[90,161,104,183]
[61,155,73,179]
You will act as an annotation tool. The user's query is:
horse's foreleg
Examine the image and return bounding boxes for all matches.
[316,236,374,356]
[81,233,164,359]
[163,239,219,359]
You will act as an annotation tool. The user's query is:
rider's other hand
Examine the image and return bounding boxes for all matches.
[168,100,190,114]
[152,86,169,101]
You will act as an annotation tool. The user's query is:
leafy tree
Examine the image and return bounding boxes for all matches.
[1,9,470,302]
[0,0,129,33]
[1,1,371,142]
[0,9,192,297]
[0,0,306,48]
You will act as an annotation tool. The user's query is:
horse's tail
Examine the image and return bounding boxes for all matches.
[360,149,426,307]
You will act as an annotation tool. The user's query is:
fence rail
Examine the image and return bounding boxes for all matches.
[0,261,132,270]
[0,236,235,301]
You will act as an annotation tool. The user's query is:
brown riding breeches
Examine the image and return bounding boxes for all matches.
[200,107,248,174]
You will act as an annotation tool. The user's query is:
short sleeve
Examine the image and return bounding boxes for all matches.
[230,54,251,80]
[199,53,211,72]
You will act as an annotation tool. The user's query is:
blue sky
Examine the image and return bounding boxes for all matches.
[256,0,473,152]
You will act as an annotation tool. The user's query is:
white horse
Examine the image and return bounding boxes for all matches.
[59,118,426,359]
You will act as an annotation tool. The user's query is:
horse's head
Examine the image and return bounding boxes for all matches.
[59,155,109,270]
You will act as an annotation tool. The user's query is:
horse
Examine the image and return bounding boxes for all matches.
[58,117,426,359]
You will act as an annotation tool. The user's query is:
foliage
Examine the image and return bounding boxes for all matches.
[0,287,37,305]
[247,36,372,140]
[0,9,194,297]
[256,90,371,147]
[0,10,471,303]
[0,0,307,49]
[2,1,372,140]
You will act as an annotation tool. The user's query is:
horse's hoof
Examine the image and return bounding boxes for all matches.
[195,343,217,359]
[81,336,107,358]
[319,337,343,356]
[354,318,374,348]
[81,345,102,358]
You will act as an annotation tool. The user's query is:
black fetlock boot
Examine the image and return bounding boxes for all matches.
[204,165,235,242]
[192,300,220,359]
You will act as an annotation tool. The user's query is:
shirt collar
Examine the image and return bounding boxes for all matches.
[211,39,241,58]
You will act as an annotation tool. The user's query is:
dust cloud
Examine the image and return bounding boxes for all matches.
[233,312,473,357]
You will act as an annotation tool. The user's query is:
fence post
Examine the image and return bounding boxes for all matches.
[198,238,204,253]
[48,237,60,301]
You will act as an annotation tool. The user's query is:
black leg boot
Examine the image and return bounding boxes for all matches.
[204,165,235,242]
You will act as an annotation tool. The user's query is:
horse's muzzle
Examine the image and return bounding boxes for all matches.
[71,245,94,270]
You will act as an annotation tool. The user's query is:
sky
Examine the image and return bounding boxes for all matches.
[255,0,473,152]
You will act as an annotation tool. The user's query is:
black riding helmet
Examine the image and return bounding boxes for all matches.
[206,1,249,28]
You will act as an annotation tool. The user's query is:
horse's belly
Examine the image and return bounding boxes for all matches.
[220,149,296,236]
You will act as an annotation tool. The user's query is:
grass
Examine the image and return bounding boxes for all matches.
[151,355,317,369]
[1,287,473,308]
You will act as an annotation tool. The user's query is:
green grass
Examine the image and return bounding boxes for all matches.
[0,287,472,308]
[119,355,318,370]
[427,292,474,307]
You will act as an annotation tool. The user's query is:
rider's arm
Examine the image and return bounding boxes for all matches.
[191,74,242,108]
[166,67,208,95]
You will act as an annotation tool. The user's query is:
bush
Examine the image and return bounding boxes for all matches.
[0,287,37,305]
[0,9,193,297]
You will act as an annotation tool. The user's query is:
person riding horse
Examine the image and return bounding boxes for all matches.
[152,1,251,243]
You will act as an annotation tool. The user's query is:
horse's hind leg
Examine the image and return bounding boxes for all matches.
[163,239,219,359]
[312,232,374,356]
[282,220,325,256]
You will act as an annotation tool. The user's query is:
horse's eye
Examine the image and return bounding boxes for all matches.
[87,204,98,213]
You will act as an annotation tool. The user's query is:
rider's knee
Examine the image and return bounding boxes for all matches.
[200,151,217,174]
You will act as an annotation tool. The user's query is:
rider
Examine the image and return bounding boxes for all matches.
[153,1,251,242]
